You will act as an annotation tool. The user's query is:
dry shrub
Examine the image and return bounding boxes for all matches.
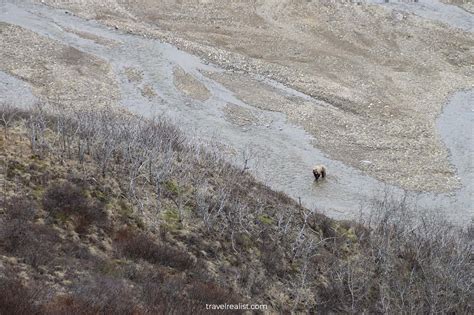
[187,281,240,305]
[118,232,194,271]
[141,278,215,315]
[0,198,94,269]
[2,197,37,224]
[41,295,88,315]
[0,278,42,315]
[3,103,469,313]
[316,192,474,313]
[259,230,287,278]
[44,275,140,315]
[0,103,29,138]
[186,281,244,314]
[0,198,59,268]
[1,224,59,268]
[76,275,138,314]
[42,181,107,232]
[140,276,176,314]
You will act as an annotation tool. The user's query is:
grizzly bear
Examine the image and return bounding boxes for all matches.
[313,165,326,181]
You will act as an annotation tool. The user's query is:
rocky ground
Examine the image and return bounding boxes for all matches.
[0,22,119,109]
[442,0,474,13]
[173,66,211,102]
[27,0,474,192]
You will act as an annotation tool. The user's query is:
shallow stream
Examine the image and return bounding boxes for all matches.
[1,1,472,224]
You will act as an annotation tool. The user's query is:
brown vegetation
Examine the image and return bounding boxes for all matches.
[0,104,472,313]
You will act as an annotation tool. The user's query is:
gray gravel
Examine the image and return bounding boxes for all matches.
[0,1,472,224]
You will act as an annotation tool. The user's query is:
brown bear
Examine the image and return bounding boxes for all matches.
[313,165,326,181]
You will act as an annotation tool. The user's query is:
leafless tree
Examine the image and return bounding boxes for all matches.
[27,103,49,157]
[0,103,23,139]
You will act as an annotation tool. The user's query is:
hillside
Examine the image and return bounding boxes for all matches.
[1,105,471,313]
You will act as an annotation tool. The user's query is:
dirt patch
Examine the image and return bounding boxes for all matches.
[0,22,119,109]
[223,103,261,127]
[140,84,157,100]
[173,66,211,102]
[123,66,143,83]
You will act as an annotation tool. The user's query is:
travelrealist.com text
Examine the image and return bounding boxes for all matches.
[205,303,268,310]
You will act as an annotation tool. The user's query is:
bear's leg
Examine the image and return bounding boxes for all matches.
[321,169,326,178]
[313,170,320,180]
